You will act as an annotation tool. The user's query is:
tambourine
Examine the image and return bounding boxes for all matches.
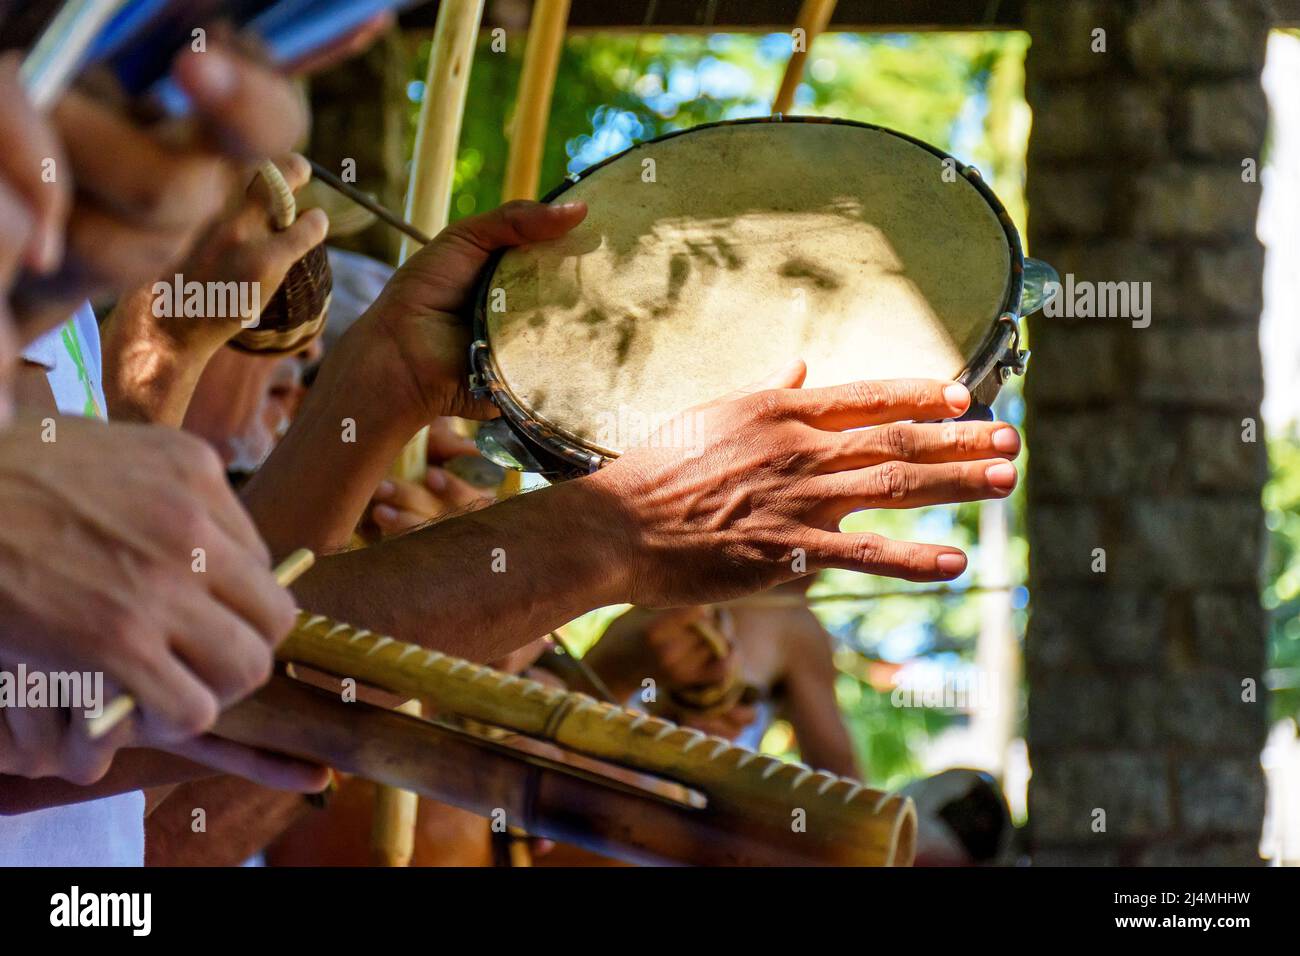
[468,116,1055,479]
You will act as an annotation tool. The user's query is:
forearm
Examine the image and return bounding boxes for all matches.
[242,329,424,558]
[146,775,307,866]
[291,475,632,662]
[100,287,219,426]
[787,668,860,778]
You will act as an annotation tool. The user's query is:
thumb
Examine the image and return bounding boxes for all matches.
[398,200,588,314]
[711,358,807,406]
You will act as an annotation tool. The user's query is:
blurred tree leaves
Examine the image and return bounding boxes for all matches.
[1266,432,1300,720]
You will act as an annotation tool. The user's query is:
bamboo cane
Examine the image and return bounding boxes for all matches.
[389,0,486,481]
[217,674,914,866]
[772,0,838,115]
[378,0,486,865]
[489,0,570,501]
[254,611,914,866]
[501,0,570,203]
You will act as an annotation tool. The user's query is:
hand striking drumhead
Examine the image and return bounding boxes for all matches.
[485,121,1013,458]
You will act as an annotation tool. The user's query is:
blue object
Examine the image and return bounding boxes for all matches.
[85,0,412,115]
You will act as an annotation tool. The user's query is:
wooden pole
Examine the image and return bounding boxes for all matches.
[492,0,570,499]
[389,0,486,482]
[771,0,838,115]
[501,0,571,203]
[378,0,486,865]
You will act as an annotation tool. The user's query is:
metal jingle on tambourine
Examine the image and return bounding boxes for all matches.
[1019,257,1060,316]
[475,418,547,473]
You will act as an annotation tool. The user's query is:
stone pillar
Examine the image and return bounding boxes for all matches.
[1023,0,1272,865]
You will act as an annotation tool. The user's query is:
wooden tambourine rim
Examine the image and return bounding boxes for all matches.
[470,116,1027,479]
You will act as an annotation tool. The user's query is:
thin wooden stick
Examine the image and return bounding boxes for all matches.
[85,549,316,740]
[730,584,1016,610]
[306,158,432,246]
[771,0,838,115]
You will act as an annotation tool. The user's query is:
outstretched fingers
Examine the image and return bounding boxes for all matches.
[804,530,969,582]
[816,419,1021,471]
[778,378,972,430]
[810,457,1019,512]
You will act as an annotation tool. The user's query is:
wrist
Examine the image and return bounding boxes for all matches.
[564,467,641,607]
[102,301,215,426]
[334,310,432,437]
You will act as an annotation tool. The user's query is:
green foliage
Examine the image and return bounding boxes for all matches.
[1266,431,1300,720]
[406,31,1030,234]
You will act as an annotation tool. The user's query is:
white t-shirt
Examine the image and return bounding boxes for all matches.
[0,303,145,866]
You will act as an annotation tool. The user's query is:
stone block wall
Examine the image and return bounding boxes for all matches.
[1023,0,1273,865]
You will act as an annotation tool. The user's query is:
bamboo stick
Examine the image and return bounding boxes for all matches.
[492,0,571,501]
[270,611,914,866]
[380,0,487,863]
[368,697,423,866]
[389,0,486,482]
[400,0,485,264]
[501,0,571,203]
[772,0,838,115]
[217,674,914,866]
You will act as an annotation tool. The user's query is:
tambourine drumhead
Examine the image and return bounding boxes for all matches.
[483,119,1016,461]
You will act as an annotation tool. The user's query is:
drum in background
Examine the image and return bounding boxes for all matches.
[470,117,1053,478]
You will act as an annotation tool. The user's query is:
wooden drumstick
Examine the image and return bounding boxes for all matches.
[772,0,839,115]
[84,549,316,740]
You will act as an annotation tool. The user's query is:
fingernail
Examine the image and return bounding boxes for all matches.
[376,480,394,497]
[936,552,966,575]
[556,201,585,213]
[991,426,1020,454]
[426,468,447,491]
[373,504,396,523]
[189,50,238,99]
[943,383,969,412]
[986,462,1018,489]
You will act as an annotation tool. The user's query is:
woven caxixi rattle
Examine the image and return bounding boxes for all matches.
[229,160,333,355]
